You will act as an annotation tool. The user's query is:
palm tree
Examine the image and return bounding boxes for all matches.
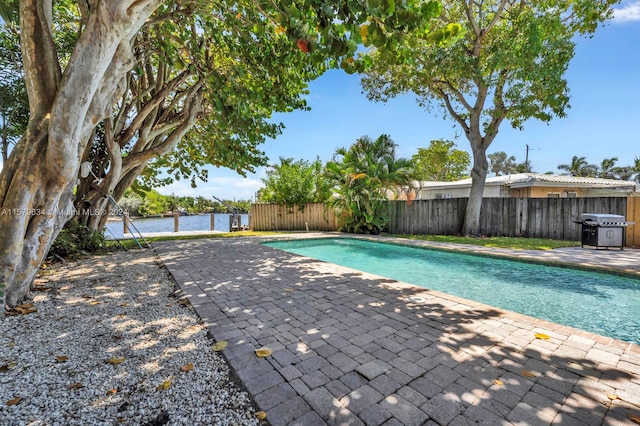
[325,134,414,234]
[613,157,640,182]
[488,151,517,176]
[632,158,640,183]
[557,156,597,177]
[598,157,619,179]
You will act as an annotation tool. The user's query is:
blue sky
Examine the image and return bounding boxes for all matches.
[1,3,639,202]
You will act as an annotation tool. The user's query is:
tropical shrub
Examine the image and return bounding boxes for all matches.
[325,135,414,234]
[49,220,106,259]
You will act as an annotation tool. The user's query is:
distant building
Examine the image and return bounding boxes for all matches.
[416,173,637,200]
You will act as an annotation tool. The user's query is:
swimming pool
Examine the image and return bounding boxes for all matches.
[264,238,640,345]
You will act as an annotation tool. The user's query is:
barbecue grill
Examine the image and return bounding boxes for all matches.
[573,213,634,250]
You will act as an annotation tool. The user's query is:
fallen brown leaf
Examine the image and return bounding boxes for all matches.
[6,397,21,406]
[255,347,273,358]
[520,370,537,379]
[157,380,171,391]
[255,411,267,420]
[106,388,117,395]
[68,382,84,390]
[493,379,504,386]
[211,341,228,351]
[55,356,68,363]
[607,393,621,401]
[180,363,194,372]
[534,333,550,340]
[107,356,126,365]
[0,362,16,373]
[7,303,37,316]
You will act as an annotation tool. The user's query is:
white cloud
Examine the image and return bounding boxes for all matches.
[613,1,640,22]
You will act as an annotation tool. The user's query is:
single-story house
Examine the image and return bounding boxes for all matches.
[416,173,637,200]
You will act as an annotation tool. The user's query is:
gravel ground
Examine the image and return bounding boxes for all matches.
[0,249,260,426]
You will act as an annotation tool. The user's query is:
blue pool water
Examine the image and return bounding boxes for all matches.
[264,238,640,344]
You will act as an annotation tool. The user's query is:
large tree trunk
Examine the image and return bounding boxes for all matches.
[462,140,489,237]
[0,0,160,308]
[0,123,75,306]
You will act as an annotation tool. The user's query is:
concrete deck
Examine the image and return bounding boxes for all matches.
[154,234,640,425]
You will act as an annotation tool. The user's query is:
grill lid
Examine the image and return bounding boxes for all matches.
[581,213,627,226]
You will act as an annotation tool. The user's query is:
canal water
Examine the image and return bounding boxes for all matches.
[104,213,250,239]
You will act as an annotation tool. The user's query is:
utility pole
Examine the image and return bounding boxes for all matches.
[525,144,531,173]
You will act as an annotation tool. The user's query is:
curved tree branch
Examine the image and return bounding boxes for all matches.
[117,69,191,147]
[465,0,481,37]
[121,85,204,173]
[436,88,470,135]
[19,0,61,118]
[484,0,509,35]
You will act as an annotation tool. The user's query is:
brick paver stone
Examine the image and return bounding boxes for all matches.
[359,404,392,426]
[379,394,428,426]
[422,393,465,424]
[339,385,384,415]
[356,360,392,380]
[304,387,342,421]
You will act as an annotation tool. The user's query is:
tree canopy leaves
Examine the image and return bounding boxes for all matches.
[258,157,330,206]
[412,139,470,181]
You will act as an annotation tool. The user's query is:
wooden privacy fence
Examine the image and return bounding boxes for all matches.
[252,197,639,243]
[250,203,338,231]
[386,197,628,241]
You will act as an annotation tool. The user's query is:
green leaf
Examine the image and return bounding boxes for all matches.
[422,1,442,19]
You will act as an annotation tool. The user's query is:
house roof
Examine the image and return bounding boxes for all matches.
[418,173,637,190]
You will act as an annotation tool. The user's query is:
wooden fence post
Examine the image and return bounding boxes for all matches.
[627,196,640,247]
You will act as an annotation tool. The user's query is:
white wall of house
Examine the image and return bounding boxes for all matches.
[418,185,502,199]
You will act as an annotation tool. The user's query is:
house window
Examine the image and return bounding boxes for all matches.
[547,192,560,198]
[565,191,577,198]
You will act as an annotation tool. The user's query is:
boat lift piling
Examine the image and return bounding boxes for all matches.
[211,195,244,231]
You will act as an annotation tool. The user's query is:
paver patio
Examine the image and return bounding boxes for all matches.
[154,234,640,425]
